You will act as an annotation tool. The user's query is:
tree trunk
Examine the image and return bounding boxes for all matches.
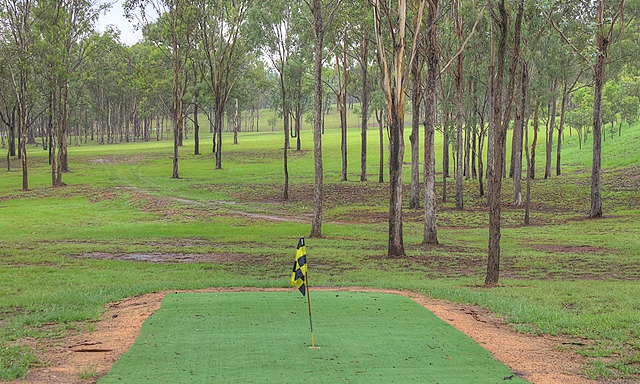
[464,123,471,179]
[339,32,348,182]
[172,116,179,178]
[16,58,29,190]
[56,83,69,184]
[374,0,424,257]
[455,1,466,202]
[193,69,200,154]
[557,85,567,176]
[310,0,325,238]
[295,98,302,151]
[513,60,528,206]
[486,0,508,286]
[388,113,405,257]
[423,1,439,245]
[377,109,384,183]
[442,113,449,202]
[455,46,464,210]
[409,60,421,209]
[478,123,485,197]
[524,72,532,225]
[472,124,477,179]
[486,51,495,205]
[590,4,607,219]
[532,103,539,179]
[234,98,239,145]
[360,31,369,182]
[486,0,522,286]
[215,104,223,169]
[282,93,290,200]
[544,81,557,179]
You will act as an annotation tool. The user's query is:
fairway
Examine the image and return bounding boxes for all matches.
[99,291,526,383]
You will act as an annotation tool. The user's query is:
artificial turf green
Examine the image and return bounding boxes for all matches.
[99,292,527,383]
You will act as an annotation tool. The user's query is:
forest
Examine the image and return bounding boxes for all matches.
[3,0,639,282]
[1,0,640,381]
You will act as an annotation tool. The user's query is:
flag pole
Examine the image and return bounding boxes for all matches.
[305,269,316,349]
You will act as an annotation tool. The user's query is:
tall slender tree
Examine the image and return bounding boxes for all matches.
[305,0,343,238]
[374,0,425,257]
[2,0,33,190]
[422,0,439,245]
[486,0,523,286]
[126,0,195,178]
[539,0,626,218]
[196,0,252,170]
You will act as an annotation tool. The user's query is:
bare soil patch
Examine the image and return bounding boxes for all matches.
[8,288,598,384]
[76,252,248,263]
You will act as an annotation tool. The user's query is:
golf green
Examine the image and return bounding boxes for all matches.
[99,292,527,383]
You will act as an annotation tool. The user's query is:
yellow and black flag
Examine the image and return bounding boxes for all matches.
[290,237,307,296]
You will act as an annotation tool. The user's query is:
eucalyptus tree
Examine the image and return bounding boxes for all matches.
[346,0,375,183]
[126,40,172,142]
[251,0,303,199]
[485,0,524,286]
[36,0,107,185]
[374,0,425,257]
[409,26,424,210]
[126,0,197,178]
[85,31,135,145]
[422,0,440,245]
[327,6,353,182]
[370,89,386,183]
[241,60,270,133]
[287,54,313,150]
[304,0,343,238]
[1,0,35,189]
[195,0,252,171]
[0,44,20,158]
[0,82,17,160]
[453,0,465,209]
[539,0,627,218]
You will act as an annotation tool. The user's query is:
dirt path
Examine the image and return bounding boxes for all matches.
[7,288,596,384]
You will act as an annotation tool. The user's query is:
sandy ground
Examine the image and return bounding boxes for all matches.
[6,287,599,384]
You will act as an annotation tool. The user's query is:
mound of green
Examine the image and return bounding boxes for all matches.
[99,292,526,383]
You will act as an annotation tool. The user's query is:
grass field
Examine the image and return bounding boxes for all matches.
[0,109,639,381]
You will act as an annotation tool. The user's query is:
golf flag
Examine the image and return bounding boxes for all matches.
[290,237,307,296]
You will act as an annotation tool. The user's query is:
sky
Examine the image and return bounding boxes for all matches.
[96,0,143,46]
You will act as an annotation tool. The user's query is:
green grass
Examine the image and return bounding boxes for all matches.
[0,110,639,381]
[99,292,527,383]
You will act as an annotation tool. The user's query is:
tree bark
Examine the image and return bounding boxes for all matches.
[486,0,508,286]
[338,30,348,182]
[234,98,239,145]
[486,0,522,286]
[455,49,464,210]
[590,23,606,218]
[215,103,223,169]
[377,109,384,183]
[388,113,405,257]
[360,31,369,182]
[193,74,200,155]
[557,85,567,176]
[513,59,528,206]
[524,64,532,225]
[423,0,439,245]
[310,0,325,238]
[544,81,557,179]
[532,103,539,179]
[409,59,421,209]
[455,2,464,210]
[374,0,425,257]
